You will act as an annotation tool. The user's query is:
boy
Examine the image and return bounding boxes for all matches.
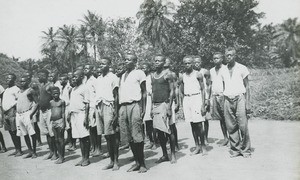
[151,55,177,163]
[2,73,22,156]
[95,57,120,170]
[16,76,37,158]
[222,47,251,158]
[119,52,147,173]
[209,52,229,146]
[178,56,207,155]
[50,86,66,164]
[69,69,91,166]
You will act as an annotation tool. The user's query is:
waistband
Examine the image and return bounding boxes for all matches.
[17,108,32,114]
[184,92,200,97]
[224,94,244,101]
[212,93,223,96]
[120,101,140,106]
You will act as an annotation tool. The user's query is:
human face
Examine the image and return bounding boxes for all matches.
[141,64,150,74]
[99,59,110,73]
[194,58,202,71]
[60,76,68,86]
[124,54,136,70]
[38,72,47,83]
[84,65,92,76]
[116,64,125,77]
[213,54,223,65]
[48,73,55,83]
[6,75,15,86]
[225,49,236,65]
[25,72,32,80]
[154,56,165,70]
[67,72,73,80]
[73,70,83,86]
[183,57,194,72]
[20,78,28,89]
[52,89,60,100]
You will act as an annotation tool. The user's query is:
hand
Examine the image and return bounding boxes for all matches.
[83,117,89,129]
[29,113,34,120]
[201,106,206,116]
[167,107,172,118]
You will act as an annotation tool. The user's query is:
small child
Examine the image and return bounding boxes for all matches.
[50,86,66,164]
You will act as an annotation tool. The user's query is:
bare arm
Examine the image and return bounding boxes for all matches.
[197,72,206,115]
[83,102,89,129]
[140,81,147,120]
[166,74,174,117]
[112,86,119,126]
[243,76,250,114]
[61,100,66,128]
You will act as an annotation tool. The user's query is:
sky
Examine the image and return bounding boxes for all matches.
[0,0,299,60]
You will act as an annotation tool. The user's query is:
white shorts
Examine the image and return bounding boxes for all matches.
[183,94,205,123]
[16,111,35,136]
[71,111,89,138]
[65,105,71,130]
[143,95,152,122]
[89,107,96,127]
[38,109,54,137]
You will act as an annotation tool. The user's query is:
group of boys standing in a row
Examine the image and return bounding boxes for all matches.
[0,46,251,173]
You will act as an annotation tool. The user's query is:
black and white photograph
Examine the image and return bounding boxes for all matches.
[0,0,299,179]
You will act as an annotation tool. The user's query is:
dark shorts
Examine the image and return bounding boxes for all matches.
[211,95,225,121]
[52,119,65,140]
[96,103,117,136]
[3,107,17,131]
[119,102,144,144]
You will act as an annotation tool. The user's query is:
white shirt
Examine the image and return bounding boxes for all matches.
[2,85,20,111]
[210,65,225,95]
[222,62,249,96]
[95,72,119,105]
[119,69,146,104]
[61,83,72,106]
[69,84,90,113]
[183,70,201,95]
[0,85,5,106]
[84,76,97,107]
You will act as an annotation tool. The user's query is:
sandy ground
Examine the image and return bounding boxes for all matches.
[0,118,299,180]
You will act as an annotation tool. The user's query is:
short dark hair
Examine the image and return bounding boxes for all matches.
[125,52,138,62]
[183,55,194,61]
[38,69,49,76]
[7,73,17,81]
[225,46,236,52]
[101,56,112,64]
[154,54,166,61]
[213,52,223,58]
[51,86,60,93]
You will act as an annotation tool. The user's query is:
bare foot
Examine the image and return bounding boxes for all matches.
[9,150,17,156]
[0,148,7,153]
[102,163,114,170]
[120,144,130,150]
[75,159,84,166]
[55,158,64,164]
[23,153,32,159]
[31,153,37,159]
[175,145,180,152]
[44,152,53,160]
[127,164,140,172]
[15,151,23,157]
[138,166,148,173]
[202,147,208,156]
[51,154,58,160]
[190,147,201,156]
[242,154,251,158]
[170,154,177,164]
[81,159,90,167]
[92,149,101,157]
[155,156,169,163]
[220,139,229,146]
[112,164,120,171]
[230,152,241,158]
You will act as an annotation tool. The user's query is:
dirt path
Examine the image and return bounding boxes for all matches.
[0,118,299,180]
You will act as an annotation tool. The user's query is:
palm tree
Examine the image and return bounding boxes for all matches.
[136,0,175,52]
[81,10,105,61]
[41,27,58,69]
[275,18,300,66]
[77,25,91,59]
[58,24,79,72]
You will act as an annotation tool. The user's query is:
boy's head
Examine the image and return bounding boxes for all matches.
[141,62,151,75]
[48,72,58,83]
[60,74,68,86]
[6,73,16,86]
[84,64,94,76]
[213,52,223,65]
[51,86,60,99]
[38,69,49,83]
[99,57,111,74]
[154,54,166,70]
[73,69,84,86]
[116,62,125,77]
[20,76,30,89]
[124,52,137,70]
[225,47,237,64]
[183,55,194,73]
[193,55,202,71]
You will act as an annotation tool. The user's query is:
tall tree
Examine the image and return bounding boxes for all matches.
[77,25,91,60]
[274,18,300,67]
[136,0,175,52]
[58,24,79,72]
[41,27,59,70]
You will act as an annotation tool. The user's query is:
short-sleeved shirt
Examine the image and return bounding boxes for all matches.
[69,84,90,113]
[95,72,119,105]
[221,62,249,96]
[210,65,225,95]
[83,76,97,107]
[119,69,146,104]
[0,85,5,106]
[16,88,34,113]
[2,85,20,111]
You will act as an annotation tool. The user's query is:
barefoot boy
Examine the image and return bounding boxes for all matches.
[16,76,38,158]
[69,69,91,166]
[50,86,66,164]
[2,73,22,156]
[151,54,176,164]
[119,52,147,173]
[178,56,207,155]
[0,84,7,153]
[95,57,120,170]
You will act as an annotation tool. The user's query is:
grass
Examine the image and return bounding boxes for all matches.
[249,67,300,120]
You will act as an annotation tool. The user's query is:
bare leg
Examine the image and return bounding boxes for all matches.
[137,142,147,173]
[31,134,37,158]
[112,133,120,171]
[34,122,42,145]
[55,128,65,164]
[197,122,207,155]
[81,136,90,166]
[127,142,140,172]
[75,138,84,166]
[156,130,169,163]
[0,131,7,153]
[24,135,33,158]
[170,124,179,151]
[102,135,114,170]
[169,128,177,164]
[44,134,53,160]
[220,119,229,146]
